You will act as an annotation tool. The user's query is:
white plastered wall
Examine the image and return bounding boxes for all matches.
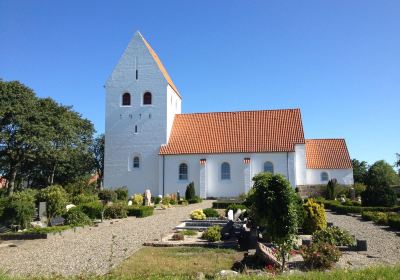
[306,169,354,185]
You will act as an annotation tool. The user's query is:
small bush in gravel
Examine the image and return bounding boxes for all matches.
[203,208,219,218]
[162,195,171,206]
[171,233,184,241]
[64,208,92,227]
[202,225,222,242]
[185,182,196,200]
[388,214,400,230]
[72,194,98,205]
[78,201,104,219]
[190,209,206,220]
[98,189,117,203]
[303,199,327,234]
[1,190,36,229]
[178,200,188,206]
[131,194,144,206]
[115,187,129,201]
[300,243,341,270]
[153,196,161,204]
[104,203,128,219]
[312,226,355,247]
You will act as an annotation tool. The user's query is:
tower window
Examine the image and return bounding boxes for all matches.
[179,163,188,180]
[133,156,140,168]
[263,161,274,174]
[122,92,131,106]
[136,70,138,80]
[221,162,231,180]
[143,92,152,105]
[134,125,138,133]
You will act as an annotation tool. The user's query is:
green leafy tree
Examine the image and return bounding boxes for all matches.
[352,159,369,184]
[247,173,298,270]
[365,160,399,187]
[0,80,44,195]
[1,189,37,229]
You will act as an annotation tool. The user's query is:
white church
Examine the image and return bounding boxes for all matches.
[104,31,354,198]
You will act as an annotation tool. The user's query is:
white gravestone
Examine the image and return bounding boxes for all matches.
[228,210,234,221]
[144,189,152,206]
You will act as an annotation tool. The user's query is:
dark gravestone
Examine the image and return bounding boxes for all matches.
[50,216,65,226]
[221,220,234,240]
[302,239,311,246]
[356,239,368,251]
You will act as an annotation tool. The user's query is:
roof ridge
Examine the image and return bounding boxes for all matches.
[138,32,181,98]
[306,138,346,141]
[176,108,301,116]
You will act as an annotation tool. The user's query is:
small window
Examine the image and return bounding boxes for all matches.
[134,125,138,133]
[133,156,140,168]
[135,70,138,80]
[122,92,131,106]
[143,92,152,105]
[179,163,188,180]
[321,172,329,182]
[221,162,230,180]
[263,161,274,174]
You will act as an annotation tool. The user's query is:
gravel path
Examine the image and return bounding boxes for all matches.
[326,211,400,268]
[0,201,212,276]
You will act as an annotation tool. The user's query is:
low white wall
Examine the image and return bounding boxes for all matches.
[306,169,354,185]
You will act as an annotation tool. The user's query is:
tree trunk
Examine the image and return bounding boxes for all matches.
[281,251,286,272]
[49,163,56,185]
[7,167,17,196]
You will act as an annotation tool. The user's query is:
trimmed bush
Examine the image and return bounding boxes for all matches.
[127,206,154,218]
[212,200,243,209]
[78,201,104,219]
[98,189,117,202]
[132,194,144,206]
[202,225,222,242]
[326,201,400,214]
[185,182,196,200]
[104,203,127,219]
[72,194,98,205]
[203,208,219,218]
[312,226,355,247]
[63,207,92,226]
[303,199,327,234]
[37,185,69,220]
[1,190,36,229]
[115,187,129,201]
[188,196,202,204]
[362,211,388,225]
[295,197,306,229]
[190,209,206,220]
[388,214,400,230]
[301,243,341,270]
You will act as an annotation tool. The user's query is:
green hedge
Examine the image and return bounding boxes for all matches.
[323,200,400,214]
[388,215,400,230]
[127,206,154,218]
[212,200,243,209]
[78,201,104,219]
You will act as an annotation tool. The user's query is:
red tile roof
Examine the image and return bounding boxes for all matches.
[140,33,181,98]
[159,109,305,155]
[305,139,352,169]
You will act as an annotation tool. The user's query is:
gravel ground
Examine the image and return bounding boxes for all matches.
[0,200,212,277]
[326,211,400,268]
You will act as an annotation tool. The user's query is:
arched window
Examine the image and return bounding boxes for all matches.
[122,92,131,106]
[143,92,152,105]
[221,162,230,180]
[321,172,329,182]
[133,156,140,168]
[179,163,188,180]
[263,161,274,174]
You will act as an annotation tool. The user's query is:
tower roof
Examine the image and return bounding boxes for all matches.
[305,139,352,169]
[137,32,181,98]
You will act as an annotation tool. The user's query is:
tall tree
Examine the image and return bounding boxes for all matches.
[366,160,399,187]
[352,159,369,184]
[91,134,105,189]
[0,80,44,195]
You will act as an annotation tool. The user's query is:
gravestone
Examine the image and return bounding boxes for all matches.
[50,216,65,226]
[38,202,47,224]
[128,200,133,206]
[144,189,152,206]
[349,187,356,200]
[221,220,234,240]
[256,242,282,267]
[227,210,234,221]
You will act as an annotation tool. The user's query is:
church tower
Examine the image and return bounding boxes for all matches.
[104,31,181,195]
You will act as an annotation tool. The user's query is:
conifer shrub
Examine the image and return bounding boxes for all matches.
[185,182,196,200]
[326,179,337,200]
[303,198,327,234]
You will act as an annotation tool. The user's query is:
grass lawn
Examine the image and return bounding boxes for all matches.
[111,246,242,279]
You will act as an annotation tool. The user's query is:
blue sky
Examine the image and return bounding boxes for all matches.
[1,1,399,166]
